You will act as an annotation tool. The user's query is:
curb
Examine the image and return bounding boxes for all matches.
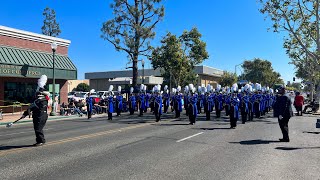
[0,114,90,126]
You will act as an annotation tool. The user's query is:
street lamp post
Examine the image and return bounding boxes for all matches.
[141,60,145,84]
[50,42,57,116]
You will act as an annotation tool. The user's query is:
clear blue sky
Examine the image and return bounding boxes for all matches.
[0,0,295,82]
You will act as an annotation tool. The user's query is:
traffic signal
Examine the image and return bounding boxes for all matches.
[293,77,295,81]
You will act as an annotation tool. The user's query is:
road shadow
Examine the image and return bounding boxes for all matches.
[265,122,279,125]
[275,146,320,151]
[302,131,320,135]
[230,139,281,145]
[193,127,231,130]
[152,123,189,126]
[0,144,34,151]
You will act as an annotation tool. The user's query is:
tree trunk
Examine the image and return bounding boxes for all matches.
[132,56,138,88]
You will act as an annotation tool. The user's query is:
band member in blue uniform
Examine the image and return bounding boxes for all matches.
[163,85,170,113]
[188,84,198,125]
[225,87,231,116]
[240,85,250,124]
[215,85,223,118]
[129,87,136,115]
[86,89,95,119]
[145,91,151,113]
[197,86,203,114]
[154,85,163,122]
[174,86,183,118]
[116,86,123,116]
[107,85,114,120]
[204,85,214,120]
[184,86,189,116]
[230,84,240,129]
[138,84,145,116]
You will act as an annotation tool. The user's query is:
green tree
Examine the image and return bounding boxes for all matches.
[287,82,303,91]
[242,58,283,87]
[259,0,320,99]
[41,7,61,37]
[219,71,238,87]
[150,28,209,88]
[73,83,90,92]
[101,0,165,87]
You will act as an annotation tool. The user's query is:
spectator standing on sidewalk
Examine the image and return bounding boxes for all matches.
[273,86,293,142]
[294,92,304,116]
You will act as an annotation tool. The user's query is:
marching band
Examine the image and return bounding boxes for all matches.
[81,82,277,129]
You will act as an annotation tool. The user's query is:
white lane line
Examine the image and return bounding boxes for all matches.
[176,132,204,142]
[0,128,52,137]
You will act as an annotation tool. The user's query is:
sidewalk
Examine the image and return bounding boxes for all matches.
[0,112,97,126]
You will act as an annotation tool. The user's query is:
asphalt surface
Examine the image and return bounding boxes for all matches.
[0,111,319,180]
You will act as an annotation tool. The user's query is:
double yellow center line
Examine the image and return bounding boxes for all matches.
[0,123,151,157]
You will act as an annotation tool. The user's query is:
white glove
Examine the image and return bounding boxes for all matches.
[279,115,283,119]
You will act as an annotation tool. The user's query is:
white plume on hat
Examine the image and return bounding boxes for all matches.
[216,84,221,92]
[184,86,189,94]
[232,83,238,93]
[177,86,181,92]
[207,84,212,92]
[90,89,95,94]
[191,87,196,93]
[204,87,207,93]
[118,86,121,93]
[130,87,134,94]
[244,84,250,91]
[108,85,113,92]
[255,83,261,91]
[164,85,168,91]
[201,85,206,93]
[37,75,48,89]
[157,84,161,92]
[198,86,202,93]
[172,88,176,94]
[140,84,144,91]
[189,84,194,92]
[226,87,231,94]
[143,85,147,91]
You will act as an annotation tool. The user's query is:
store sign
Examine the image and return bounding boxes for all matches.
[0,64,40,77]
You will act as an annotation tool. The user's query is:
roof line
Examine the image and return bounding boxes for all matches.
[0,25,70,47]
[0,44,68,57]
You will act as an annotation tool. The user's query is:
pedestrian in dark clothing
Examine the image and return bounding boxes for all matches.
[273,87,293,142]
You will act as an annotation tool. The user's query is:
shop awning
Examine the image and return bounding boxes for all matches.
[0,45,77,79]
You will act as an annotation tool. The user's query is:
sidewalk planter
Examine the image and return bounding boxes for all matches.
[0,104,29,114]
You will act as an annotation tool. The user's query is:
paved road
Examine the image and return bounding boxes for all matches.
[0,111,319,180]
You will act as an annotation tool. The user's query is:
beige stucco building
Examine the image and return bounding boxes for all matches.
[85,65,223,91]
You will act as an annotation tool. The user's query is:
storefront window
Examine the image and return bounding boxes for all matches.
[4,82,38,105]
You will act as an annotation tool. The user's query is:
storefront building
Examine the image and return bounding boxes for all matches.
[0,25,77,106]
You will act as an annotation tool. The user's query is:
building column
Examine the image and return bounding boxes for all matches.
[0,77,4,106]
